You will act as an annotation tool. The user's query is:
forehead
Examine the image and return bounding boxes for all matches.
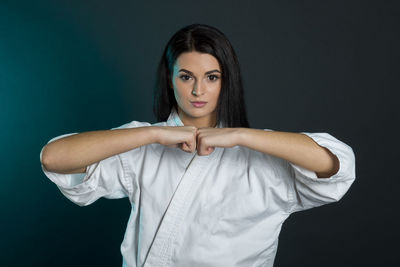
[173,51,220,72]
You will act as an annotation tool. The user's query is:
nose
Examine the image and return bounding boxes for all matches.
[192,80,204,96]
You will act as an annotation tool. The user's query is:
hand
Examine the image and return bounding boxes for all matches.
[154,126,241,155]
[196,128,241,156]
[154,126,198,153]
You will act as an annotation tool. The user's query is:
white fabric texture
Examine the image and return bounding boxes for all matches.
[40,108,356,267]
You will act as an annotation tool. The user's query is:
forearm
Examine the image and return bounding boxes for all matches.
[41,126,158,173]
[236,128,339,178]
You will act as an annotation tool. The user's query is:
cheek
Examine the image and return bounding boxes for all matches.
[211,84,221,102]
[173,89,181,101]
[174,80,186,92]
[173,85,187,102]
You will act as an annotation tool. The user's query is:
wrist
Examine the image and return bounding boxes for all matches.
[148,126,161,144]
[235,127,249,147]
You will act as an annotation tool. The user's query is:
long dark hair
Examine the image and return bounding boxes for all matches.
[153,23,250,128]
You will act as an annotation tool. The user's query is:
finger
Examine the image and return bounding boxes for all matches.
[189,132,197,152]
[187,141,195,153]
[181,142,190,153]
[183,141,196,153]
[196,134,202,154]
[197,133,215,155]
[187,142,194,153]
[202,146,214,156]
[197,137,209,156]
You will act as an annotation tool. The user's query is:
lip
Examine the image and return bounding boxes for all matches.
[191,101,207,108]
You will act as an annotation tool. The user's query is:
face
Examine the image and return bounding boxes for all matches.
[169,51,222,128]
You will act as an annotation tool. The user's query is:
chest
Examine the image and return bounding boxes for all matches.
[134,146,291,266]
[137,146,291,225]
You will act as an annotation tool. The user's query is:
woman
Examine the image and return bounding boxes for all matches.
[40,24,356,267]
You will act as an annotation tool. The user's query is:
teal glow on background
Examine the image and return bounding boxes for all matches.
[1,2,153,266]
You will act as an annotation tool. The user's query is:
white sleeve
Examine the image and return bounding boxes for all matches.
[288,132,356,213]
[40,121,147,207]
[284,131,356,213]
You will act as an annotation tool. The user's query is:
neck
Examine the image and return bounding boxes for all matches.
[177,108,217,128]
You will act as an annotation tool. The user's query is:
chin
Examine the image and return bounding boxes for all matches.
[184,108,209,118]
[179,103,215,118]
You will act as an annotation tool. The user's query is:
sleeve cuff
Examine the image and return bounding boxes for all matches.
[40,132,98,195]
[289,132,356,184]
[41,161,99,196]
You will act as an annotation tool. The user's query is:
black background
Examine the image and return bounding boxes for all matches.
[1,0,399,266]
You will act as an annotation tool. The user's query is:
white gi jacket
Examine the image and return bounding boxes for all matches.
[40,107,356,267]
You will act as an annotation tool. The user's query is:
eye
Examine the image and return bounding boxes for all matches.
[208,74,220,81]
[179,74,192,81]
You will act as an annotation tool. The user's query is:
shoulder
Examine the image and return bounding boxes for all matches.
[112,120,171,130]
[112,120,153,130]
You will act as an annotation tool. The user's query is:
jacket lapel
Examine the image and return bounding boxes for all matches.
[143,108,223,266]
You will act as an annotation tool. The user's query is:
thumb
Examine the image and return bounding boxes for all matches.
[181,141,195,153]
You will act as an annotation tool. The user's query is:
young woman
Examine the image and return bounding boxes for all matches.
[40,24,356,267]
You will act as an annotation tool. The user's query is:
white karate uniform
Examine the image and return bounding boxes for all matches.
[40,107,356,267]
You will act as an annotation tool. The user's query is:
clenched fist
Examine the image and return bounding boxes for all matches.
[154,126,198,153]
[153,126,242,156]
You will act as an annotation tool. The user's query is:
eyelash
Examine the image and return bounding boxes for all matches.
[179,74,220,81]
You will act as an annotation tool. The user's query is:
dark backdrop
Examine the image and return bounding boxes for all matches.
[1,0,398,266]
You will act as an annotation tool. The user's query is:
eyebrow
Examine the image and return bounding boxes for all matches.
[179,69,221,75]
